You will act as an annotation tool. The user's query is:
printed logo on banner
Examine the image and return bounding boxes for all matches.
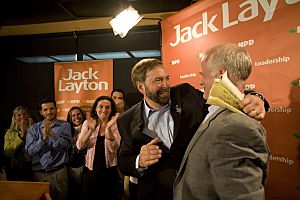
[179,72,197,79]
[169,0,279,47]
[237,39,254,47]
[290,79,300,86]
[58,67,108,94]
[54,60,113,120]
[269,154,294,166]
[292,132,300,139]
[162,1,300,199]
[170,59,181,66]
[244,84,255,91]
[254,56,290,67]
[268,107,292,113]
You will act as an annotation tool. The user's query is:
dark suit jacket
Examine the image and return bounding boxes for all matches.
[174,108,270,200]
[117,83,207,200]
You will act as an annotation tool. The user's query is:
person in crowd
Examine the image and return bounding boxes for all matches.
[174,43,270,199]
[111,89,127,114]
[111,88,140,199]
[111,89,128,199]
[66,106,86,200]
[81,105,92,120]
[76,96,121,200]
[4,106,33,181]
[25,98,72,200]
[116,58,269,200]
[0,121,7,181]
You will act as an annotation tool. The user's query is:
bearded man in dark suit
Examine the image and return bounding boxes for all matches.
[117,58,268,200]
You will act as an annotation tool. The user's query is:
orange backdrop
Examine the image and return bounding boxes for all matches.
[54,60,113,120]
[161,0,300,199]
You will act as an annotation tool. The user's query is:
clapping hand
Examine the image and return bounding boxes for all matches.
[106,113,119,130]
[86,118,97,132]
[42,119,53,141]
[139,137,162,168]
[19,117,29,139]
[105,113,120,140]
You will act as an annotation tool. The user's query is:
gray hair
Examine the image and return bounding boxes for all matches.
[201,43,252,85]
[131,58,163,90]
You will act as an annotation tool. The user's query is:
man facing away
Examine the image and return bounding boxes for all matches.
[173,43,270,200]
[25,98,72,200]
[117,58,268,200]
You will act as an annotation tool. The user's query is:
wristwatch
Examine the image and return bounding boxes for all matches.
[247,91,265,101]
[246,91,269,111]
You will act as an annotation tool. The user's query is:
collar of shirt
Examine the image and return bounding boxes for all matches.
[40,119,59,128]
[202,104,220,124]
[143,99,171,118]
[143,99,173,149]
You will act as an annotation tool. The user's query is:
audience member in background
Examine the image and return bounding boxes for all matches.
[67,106,86,200]
[25,98,72,200]
[125,92,143,108]
[76,96,121,200]
[0,121,6,181]
[116,58,269,200]
[4,106,33,181]
[111,89,127,114]
[111,88,128,199]
[174,43,270,199]
[81,105,92,120]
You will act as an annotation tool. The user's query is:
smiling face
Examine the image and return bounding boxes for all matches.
[71,108,84,126]
[95,99,112,122]
[15,109,29,127]
[40,102,57,121]
[137,65,171,109]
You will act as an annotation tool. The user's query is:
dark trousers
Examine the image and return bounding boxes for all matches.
[129,181,138,200]
[82,166,120,200]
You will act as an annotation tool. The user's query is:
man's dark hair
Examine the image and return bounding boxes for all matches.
[38,98,56,111]
[90,96,116,120]
[111,89,125,98]
[67,106,86,127]
[131,58,163,90]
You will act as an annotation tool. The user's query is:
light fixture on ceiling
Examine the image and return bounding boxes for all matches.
[109,5,143,38]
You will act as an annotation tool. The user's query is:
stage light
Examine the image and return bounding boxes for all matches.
[109,5,143,38]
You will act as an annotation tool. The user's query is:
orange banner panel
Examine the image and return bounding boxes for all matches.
[162,0,300,199]
[54,60,113,120]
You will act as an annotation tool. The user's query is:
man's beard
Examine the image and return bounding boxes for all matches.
[146,87,170,106]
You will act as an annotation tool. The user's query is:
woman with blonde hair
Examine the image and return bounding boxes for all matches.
[4,106,33,181]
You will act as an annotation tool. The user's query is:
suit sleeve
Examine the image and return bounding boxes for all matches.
[208,120,269,199]
[117,118,140,178]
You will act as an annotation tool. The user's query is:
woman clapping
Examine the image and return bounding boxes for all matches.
[76,96,121,200]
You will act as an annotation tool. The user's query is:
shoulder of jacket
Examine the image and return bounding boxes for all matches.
[219,110,263,131]
[172,83,194,90]
[118,102,141,120]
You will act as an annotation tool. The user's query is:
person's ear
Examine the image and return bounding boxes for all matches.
[136,81,145,94]
[219,69,226,78]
